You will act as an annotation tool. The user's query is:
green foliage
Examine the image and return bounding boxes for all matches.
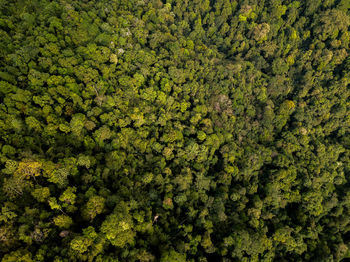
[82,195,105,220]
[100,204,135,248]
[53,215,73,229]
[160,249,187,262]
[0,0,350,261]
[31,187,50,202]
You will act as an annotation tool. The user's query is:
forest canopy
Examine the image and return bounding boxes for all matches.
[0,0,350,261]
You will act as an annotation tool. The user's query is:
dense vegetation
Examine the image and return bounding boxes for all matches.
[0,0,350,261]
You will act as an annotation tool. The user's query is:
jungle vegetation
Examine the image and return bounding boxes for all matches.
[0,0,350,261]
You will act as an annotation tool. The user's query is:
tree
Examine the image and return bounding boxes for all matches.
[53,215,73,229]
[100,203,135,248]
[82,195,105,220]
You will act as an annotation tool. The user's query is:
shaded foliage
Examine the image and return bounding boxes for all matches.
[0,0,350,261]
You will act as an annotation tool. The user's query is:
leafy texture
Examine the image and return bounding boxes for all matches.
[0,0,350,261]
